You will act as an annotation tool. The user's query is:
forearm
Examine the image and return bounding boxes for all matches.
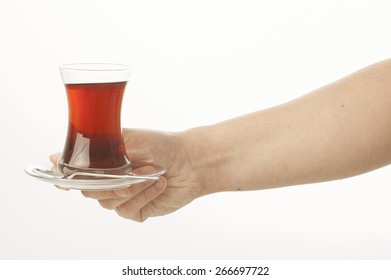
[183,59,391,195]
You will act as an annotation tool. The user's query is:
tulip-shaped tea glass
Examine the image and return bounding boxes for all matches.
[58,63,132,176]
[25,63,165,190]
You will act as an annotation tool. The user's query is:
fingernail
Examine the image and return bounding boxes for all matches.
[114,188,130,197]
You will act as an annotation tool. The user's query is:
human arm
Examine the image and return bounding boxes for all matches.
[185,59,391,195]
[73,58,391,221]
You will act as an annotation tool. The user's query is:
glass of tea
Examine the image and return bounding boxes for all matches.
[58,63,132,176]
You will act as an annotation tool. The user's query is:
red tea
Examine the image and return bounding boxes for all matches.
[58,82,131,175]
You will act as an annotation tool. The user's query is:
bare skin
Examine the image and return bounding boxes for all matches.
[51,58,391,222]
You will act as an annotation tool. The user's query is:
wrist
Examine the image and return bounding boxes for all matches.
[179,124,238,196]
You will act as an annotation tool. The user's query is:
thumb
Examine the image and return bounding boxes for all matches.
[123,128,156,162]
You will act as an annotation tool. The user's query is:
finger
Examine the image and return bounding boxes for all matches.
[98,197,130,210]
[50,152,62,164]
[82,179,155,200]
[122,129,151,161]
[115,177,167,222]
[82,189,125,200]
[50,155,69,191]
[81,165,157,200]
[122,128,169,162]
[54,184,69,191]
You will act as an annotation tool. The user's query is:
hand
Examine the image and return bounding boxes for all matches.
[51,129,203,222]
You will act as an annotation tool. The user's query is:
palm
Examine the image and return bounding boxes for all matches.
[122,129,202,217]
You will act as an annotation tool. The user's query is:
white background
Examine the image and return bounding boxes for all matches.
[0,0,391,259]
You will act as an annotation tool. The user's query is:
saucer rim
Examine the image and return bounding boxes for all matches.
[25,161,166,191]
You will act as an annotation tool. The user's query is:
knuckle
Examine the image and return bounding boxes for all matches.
[140,208,150,223]
[142,190,150,202]
[134,211,147,223]
[81,191,92,198]
[141,185,160,202]
[115,206,145,223]
[115,207,126,218]
[115,205,131,219]
[98,199,116,210]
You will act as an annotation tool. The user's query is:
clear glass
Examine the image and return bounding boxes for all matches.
[58,63,132,176]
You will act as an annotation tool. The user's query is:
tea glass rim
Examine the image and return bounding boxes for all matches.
[59,63,132,84]
[59,63,131,72]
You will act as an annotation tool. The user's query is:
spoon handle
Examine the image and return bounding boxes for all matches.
[33,168,159,181]
[68,171,160,180]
